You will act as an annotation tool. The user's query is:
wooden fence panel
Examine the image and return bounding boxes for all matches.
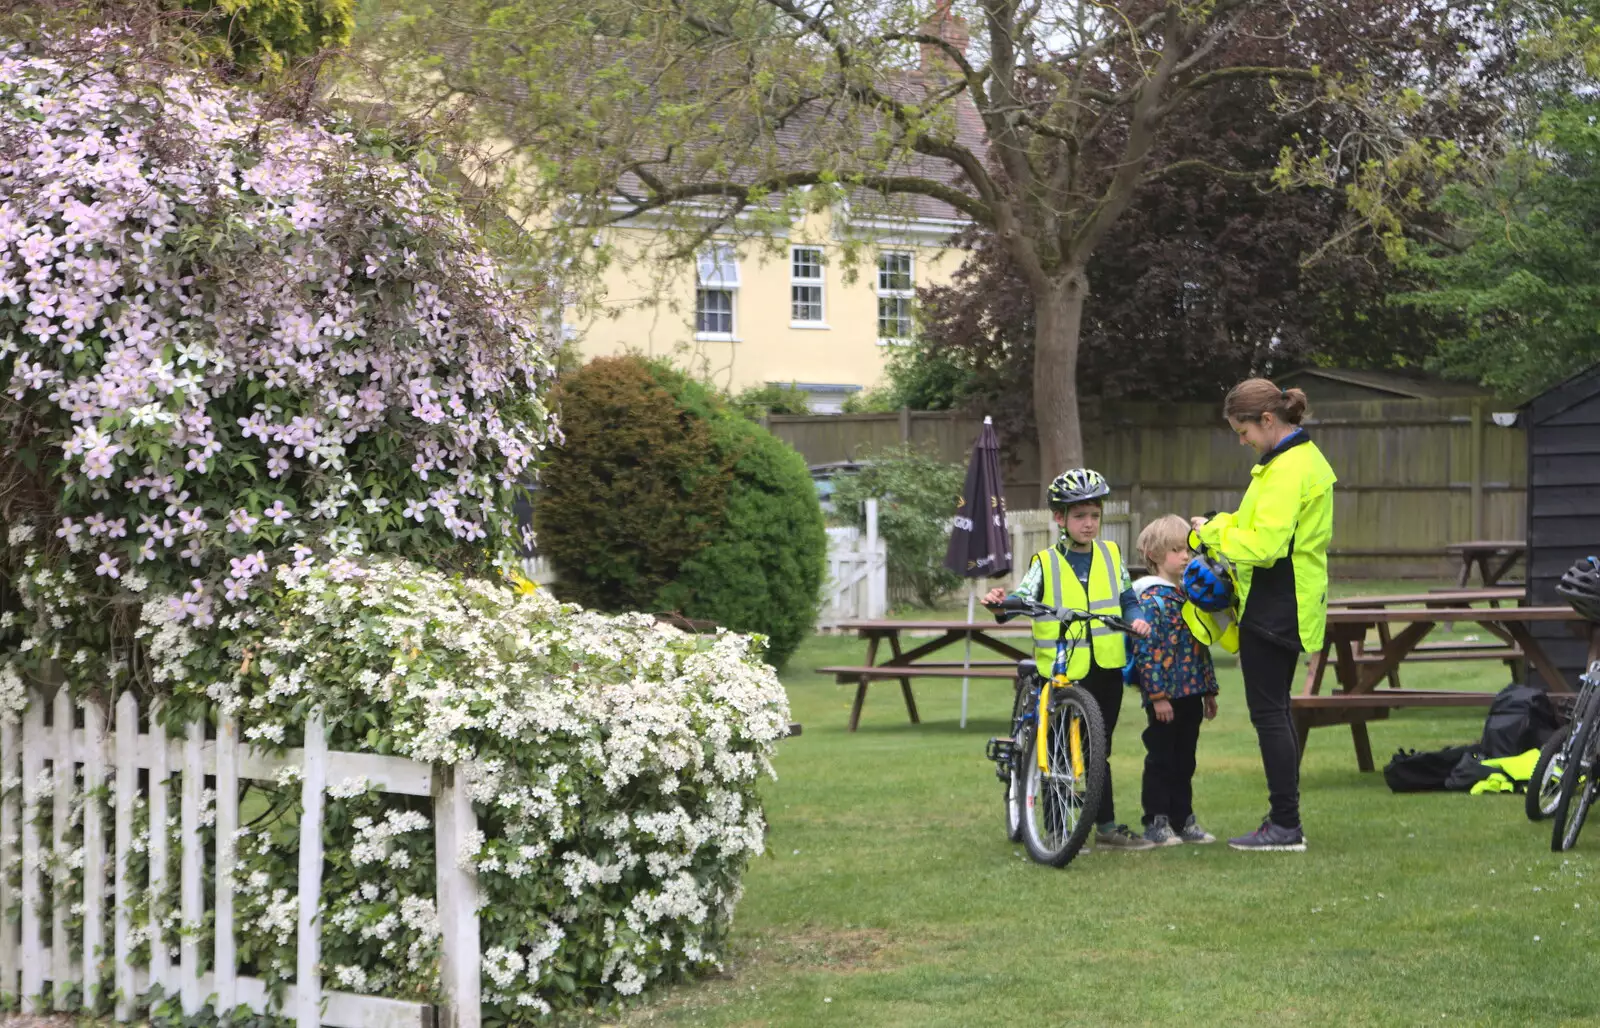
[770,398,1531,578]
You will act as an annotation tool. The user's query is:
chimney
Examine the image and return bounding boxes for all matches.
[919,1,969,74]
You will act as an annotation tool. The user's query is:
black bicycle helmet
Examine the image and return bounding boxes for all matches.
[1047,468,1110,511]
[1558,555,1600,623]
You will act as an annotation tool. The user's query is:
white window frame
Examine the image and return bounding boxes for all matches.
[789,246,827,328]
[876,251,914,345]
[695,243,740,341]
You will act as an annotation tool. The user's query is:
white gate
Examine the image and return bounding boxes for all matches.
[0,686,482,1028]
[819,499,887,627]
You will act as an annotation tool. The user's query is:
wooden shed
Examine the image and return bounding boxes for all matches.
[1522,362,1600,685]
[1275,367,1492,404]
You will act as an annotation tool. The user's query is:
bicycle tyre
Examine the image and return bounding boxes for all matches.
[1527,725,1570,822]
[1005,723,1029,843]
[1020,685,1105,868]
[1003,673,1037,843]
[1551,711,1600,852]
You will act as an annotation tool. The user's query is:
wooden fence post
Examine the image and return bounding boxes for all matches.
[51,689,70,1010]
[898,406,911,445]
[82,701,106,1011]
[112,692,136,1021]
[214,710,239,1012]
[179,722,202,1014]
[148,702,171,998]
[864,498,886,618]
[1470,399,1485,541]
[0,712,16,1002]
[19,692,43,1012]
[433,765,482,1028]
[295,710,328,1028]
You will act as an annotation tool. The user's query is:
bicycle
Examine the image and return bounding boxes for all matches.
[983,596,1129,868]
[1547,661,1600,851]
[1525,689,1584,822]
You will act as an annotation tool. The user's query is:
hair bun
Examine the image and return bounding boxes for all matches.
[1280,387,1309,423]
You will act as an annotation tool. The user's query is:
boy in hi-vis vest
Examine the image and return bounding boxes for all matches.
[985,469,1153,851]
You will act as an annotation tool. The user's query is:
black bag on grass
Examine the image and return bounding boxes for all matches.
[1383,744,1477,793]
[1480,685,1560,758]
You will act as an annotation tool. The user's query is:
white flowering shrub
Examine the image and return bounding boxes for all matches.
[151,558,788,1019]
[0,32,557,705]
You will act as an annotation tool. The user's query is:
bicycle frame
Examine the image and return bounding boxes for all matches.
[993,598,1126,781]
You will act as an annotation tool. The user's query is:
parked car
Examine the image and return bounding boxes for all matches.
[808,460,867,514]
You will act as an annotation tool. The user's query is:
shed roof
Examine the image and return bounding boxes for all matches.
[1276,366,1491,400]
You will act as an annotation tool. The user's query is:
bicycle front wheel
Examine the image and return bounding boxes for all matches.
[1527,725,1570,822]
[1552,713,1600,852]
[1020,685,1105,868]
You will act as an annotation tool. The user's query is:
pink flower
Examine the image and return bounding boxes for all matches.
[95,553,120,579]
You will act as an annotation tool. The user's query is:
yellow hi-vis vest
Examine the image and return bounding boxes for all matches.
[1033,539,1126,680]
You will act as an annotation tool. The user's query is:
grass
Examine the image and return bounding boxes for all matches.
[620,586,1599,1028]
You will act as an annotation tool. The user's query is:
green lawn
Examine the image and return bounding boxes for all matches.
[621,612,1598,1027]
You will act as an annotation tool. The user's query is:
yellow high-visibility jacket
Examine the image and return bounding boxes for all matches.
[1196,432,1336,652]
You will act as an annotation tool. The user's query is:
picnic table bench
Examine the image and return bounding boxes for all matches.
[819,619,1031,731]
[1295,605,1599,772]
[1446,540,1526,588]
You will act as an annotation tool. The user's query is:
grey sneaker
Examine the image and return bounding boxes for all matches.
[1177,815,1216,845]
[1143,816,1183,848]
[1096,824,1157,851]
[1228,818,1306,852]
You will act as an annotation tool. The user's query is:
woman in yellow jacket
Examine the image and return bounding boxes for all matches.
[1192,378,1336,852]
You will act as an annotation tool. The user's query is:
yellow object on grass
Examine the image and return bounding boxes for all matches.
[1468,748,1543,794]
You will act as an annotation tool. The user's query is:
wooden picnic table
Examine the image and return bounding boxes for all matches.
[1446,540,1526,587]
[1325,587,1525,690]
[1295,606,1600,772]
[820,619,1031,731]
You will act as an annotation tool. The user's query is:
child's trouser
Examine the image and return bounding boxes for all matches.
[1141,694,1206,826]
[1077,663,1125,826]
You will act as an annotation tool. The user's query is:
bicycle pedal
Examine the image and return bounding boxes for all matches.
[986,737,1015,765]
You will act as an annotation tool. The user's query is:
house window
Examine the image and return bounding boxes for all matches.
[696,243,739,338]
[877,251,914,342]
[791,246,825,325]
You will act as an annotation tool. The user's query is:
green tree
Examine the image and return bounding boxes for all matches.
[831,447,965,609]
[1399,9,1600,397]
[536,356,825,665]
[730,381,813,420]
[361,0,1496,503]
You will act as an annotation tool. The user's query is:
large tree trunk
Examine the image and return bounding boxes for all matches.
[1032,268,1089,506]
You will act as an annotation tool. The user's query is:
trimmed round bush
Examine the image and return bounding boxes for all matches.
[537,357,825,665]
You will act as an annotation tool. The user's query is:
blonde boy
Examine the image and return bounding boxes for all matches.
[1129,515,1221,846]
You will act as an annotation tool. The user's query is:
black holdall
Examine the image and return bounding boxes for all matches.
[1382,744,1478,793]
[1480,684,1560,758]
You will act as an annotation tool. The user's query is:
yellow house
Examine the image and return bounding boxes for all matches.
[566,7,983,412]
[570,202,969,412]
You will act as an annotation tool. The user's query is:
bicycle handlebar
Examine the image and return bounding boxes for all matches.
[984,596,1130,635]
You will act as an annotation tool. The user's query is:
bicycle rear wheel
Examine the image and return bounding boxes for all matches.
[1551,712,1600,852]
[1020,685,1105,868]
[1003,673,1037,843]
[1527,725,1570,822]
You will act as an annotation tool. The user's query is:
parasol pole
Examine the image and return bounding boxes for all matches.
[961,577,977,728]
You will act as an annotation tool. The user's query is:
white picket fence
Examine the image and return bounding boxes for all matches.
[0,686,482,1028]
[820,499,887,628]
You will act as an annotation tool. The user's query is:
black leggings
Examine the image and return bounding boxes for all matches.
[1238,629,1302,829]
[1078,663,1126,827]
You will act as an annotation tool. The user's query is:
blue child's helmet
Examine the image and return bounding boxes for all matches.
[1183,552,1235,613]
